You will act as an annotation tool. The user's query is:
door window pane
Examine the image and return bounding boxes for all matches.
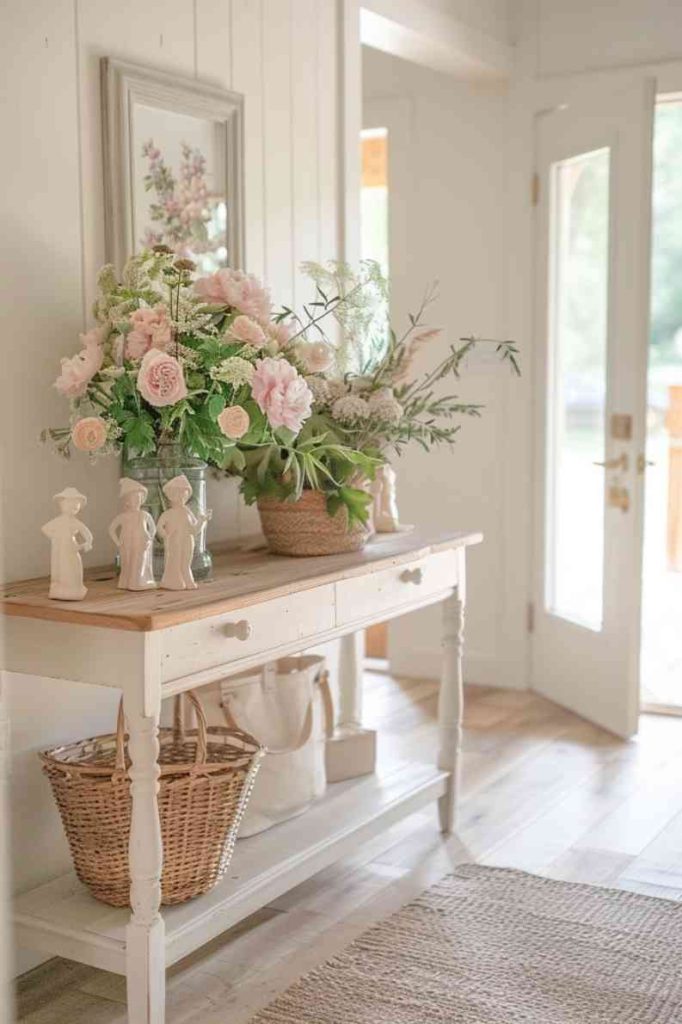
[361,128,389,277]
[545,147,610,630]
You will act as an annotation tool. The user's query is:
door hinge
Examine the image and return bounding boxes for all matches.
[527,601,535,633]
[531,172,540,207]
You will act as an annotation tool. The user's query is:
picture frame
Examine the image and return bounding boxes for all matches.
[100,57,244,273]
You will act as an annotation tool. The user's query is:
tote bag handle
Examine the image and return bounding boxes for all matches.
[222,668,334,754]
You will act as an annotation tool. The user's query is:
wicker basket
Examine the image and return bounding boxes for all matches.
[258,490,372,556]
[41,691,263,907]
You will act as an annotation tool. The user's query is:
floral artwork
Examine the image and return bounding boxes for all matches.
[140,141,227,272]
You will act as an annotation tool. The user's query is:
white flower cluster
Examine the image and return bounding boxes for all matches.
[331,395,371,422]
[368,388,403,424]
[305,376,332,405]
[210,355,255,387]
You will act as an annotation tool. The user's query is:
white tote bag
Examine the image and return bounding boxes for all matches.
[220,655,333,838]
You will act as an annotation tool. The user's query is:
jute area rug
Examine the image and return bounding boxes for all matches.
[250,864,682,1023]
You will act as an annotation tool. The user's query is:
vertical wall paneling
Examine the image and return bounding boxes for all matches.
[262,0,294,307]
[338,0,361,264]
[231,0,266,280]
[195,0,233,88]
[318,0,340,264]
[291,0,321,304]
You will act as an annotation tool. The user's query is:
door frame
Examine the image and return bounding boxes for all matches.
[521,60,682,720]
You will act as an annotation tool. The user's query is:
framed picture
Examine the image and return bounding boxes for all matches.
[101,57,244,274]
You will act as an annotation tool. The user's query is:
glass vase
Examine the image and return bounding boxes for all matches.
[122,443,212,582]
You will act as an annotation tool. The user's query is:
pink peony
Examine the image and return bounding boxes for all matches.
[55,329,104,398]
[297,341,334,374]
[230,315,267,348]
[251,357,313,434]
[266,320,296,350]
[125,305,172,360]
[136,349,188,408]
[217,405,250,439]
[194,269,272,322]
[71,416,108,452]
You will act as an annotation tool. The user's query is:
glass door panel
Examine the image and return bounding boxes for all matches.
[546,148,610,630]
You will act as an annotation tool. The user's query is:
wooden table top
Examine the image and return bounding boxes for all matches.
[1,529,482,632]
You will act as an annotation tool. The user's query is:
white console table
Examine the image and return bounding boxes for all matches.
[2,528,480,1024]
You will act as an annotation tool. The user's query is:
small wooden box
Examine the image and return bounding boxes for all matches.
[325,726,377,783]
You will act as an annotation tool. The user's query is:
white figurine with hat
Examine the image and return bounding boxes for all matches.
[41,487,93,600]
[156,474,212,590]
[108,478,157,591]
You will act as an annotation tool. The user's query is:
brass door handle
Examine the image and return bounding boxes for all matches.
[593,453,629,471]
[637,454,655,474]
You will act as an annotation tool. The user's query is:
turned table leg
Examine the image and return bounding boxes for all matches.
[337,631,364,730]
[0,671,11,1021]
[437,555,466,834]
[124,668,165,1024]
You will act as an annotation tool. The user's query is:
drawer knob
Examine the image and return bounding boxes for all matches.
[400,567,423,585]
[223,619,252,641]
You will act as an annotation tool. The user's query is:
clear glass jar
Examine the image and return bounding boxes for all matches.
[123,443,212,582]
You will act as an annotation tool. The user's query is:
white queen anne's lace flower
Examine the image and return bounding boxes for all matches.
[326,378,350,403]
[368,388,403,424]
[210,356,255,387]
[331,395,371,422]
[305,376,331,405]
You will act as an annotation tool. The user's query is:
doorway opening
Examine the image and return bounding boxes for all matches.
[640,95,682,711]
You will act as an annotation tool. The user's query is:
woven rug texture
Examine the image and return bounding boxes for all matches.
[249,863,682,1023]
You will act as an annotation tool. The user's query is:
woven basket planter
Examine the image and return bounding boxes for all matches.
[257,490,372,556]
[41,691,263,907]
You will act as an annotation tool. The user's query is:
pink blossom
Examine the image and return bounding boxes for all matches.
[71,416,108,452]
[55,329,104,398]
[251,357,312,434]
[194,269,272,322]
[267,320,295,349]
[217,405,250,439]
[297,341,334,374]
[136,349,188,408]
[125,305,172,360]
[230,315,266,348]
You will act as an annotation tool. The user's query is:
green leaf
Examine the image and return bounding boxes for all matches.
[208,393,226,420]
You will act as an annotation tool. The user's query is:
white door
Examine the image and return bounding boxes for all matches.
[531,79,656,738]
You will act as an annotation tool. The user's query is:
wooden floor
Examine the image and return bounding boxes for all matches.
[15,669,682,1023]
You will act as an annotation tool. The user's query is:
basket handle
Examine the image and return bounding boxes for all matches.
[115,690,209,771]
[172,690,208,765]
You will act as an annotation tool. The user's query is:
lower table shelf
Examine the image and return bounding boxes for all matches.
[14,760,447,976]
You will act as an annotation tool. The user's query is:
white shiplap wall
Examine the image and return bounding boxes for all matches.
[1,0,346,963]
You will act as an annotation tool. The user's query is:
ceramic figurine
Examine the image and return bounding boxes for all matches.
[157,474,212,591]
[41,487,93,600]
[372,464,413,533]
[108,478,157,591]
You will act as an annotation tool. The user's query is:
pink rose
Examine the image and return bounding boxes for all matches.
[55,329,104,398]
[230,315,266,348]
[71,416,108,452]
[125,305,172,360]
[251,357,313,434]
[297,341,334,374]
[195,269,272,322]
[217,405,250,439]
[137,349,188,408]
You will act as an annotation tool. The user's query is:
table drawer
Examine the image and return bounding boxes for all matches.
[335,549,457,628]
[161,584,335,683]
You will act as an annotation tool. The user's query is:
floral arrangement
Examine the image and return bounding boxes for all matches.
[237,262,520,525]
[44,246,322,469]
[45,253,518,533]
